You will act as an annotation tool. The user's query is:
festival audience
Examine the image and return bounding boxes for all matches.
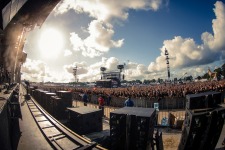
[70,80,225,100]
[34,80,225,106]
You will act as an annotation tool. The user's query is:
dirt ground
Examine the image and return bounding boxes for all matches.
[163,134,181,150]
[160,129,182,150]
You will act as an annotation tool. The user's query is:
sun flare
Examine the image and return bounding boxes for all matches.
[38,28,64,58]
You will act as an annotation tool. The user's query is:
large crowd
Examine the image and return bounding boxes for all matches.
[28,80,225,112]
[72,80,225,100]
[33,80,225,108]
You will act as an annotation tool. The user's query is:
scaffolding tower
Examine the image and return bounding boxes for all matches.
[165,48,170,81]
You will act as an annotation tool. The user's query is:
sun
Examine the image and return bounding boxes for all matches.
[38,28,64,58]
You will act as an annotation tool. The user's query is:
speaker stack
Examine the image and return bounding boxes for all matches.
[178,91,225,150]
[67,106,103,135]
[110,107,156,150]
[56,91,73,107]
[51,96,64,119]
[186,91,222,109]
[44,92,56,114]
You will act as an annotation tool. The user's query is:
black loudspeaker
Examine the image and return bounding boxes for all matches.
[205,107,225,150]
[205,91,222,108]
[51,96,64,120]
[110,113,126,150]
[39,90,49,108]
[44,93,56,114]
[205,94,213,108]
[212,92,222,105]
[178,107,225,150]
[56,91,73,107]
[67,107,103,135]
[186,93,206,109]
[186,91,222,109]
[110,107,156,150]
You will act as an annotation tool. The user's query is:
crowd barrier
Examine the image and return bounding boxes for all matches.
[73,101,117,119]
[72,92,225,126]
[73,101,185,126]
[72,92,186,110]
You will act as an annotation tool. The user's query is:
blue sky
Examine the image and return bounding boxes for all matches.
[111,0,216,63]
[22,0,225,83]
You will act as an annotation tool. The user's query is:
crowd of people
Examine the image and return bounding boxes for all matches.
[67,80,225,108]
[74,80,225,99]
[35,80,225,108]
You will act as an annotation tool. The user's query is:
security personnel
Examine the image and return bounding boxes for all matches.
[82,92,88,106]
[124,96,134,107]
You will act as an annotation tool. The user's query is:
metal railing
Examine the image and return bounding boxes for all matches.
[73,100,185,126]
[72,92,186,109]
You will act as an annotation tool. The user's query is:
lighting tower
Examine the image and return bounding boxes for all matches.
[165,48,170,81]
[73,66,78,83]
[100,67,106,79]
[117,64,124,80]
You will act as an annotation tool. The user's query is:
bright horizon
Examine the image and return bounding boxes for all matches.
[22,0,225,83]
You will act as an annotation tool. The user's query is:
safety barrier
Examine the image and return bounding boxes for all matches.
[73,92,186,110]
[73,101,185,126]
[73,101,117,118]
[69,91,225,126]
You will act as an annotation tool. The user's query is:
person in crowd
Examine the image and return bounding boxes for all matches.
[82,92,88,106]
[98,95,105,116]
[106,94,111,106]
[98,95,105,109]
[124,95,134,107]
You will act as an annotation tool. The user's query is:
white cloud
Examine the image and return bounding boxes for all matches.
[123,62,150,80]
[104,57,120,71]
[59,57,122,82]
[63,61,88,75]
[55,0,165,58]
[148,1,225,75]
[55,0,164,21]
[202,1,225,51]
[22,56,215,83]
[70,20,124,58]
[70,33,85,52]
[64,49,72,56]
[195,67,204,74]
[22,58,75,83]
[21,58,49,82]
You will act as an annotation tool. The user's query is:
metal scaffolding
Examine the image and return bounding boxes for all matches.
[165,48,170,81]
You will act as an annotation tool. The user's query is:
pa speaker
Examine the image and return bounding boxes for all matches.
[110,107,156,150]
[186,91,222,110]
[212,92,222,105]
[186,94,206,109]
[178,107,225,150]
[110,113,126,150]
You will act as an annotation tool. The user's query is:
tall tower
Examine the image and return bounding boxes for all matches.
[117,64,124,81]
[73,66,78,83]
[165,48,170,81]
[100,67,106,79]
